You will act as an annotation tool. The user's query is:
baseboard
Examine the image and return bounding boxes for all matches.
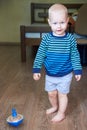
[0,42,20,46]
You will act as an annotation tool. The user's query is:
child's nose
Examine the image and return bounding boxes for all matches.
[57,23,61,28]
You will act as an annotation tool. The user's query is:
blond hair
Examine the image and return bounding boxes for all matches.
[48,4,68,19]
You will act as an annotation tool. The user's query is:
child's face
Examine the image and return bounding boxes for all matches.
[48,11,69,36]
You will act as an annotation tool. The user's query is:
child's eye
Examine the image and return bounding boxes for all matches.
[53,22,57,25]
[61,22,65,24]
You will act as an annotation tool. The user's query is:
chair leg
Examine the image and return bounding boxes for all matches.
[21,42,26,62]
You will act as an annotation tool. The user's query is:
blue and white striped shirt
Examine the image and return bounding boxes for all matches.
[33,32,82,77]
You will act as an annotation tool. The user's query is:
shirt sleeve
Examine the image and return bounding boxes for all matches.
[70,35,82,75]
[32,34,48,73]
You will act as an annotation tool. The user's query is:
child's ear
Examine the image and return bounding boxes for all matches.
[48,18,51,26]
[67,17,69,23]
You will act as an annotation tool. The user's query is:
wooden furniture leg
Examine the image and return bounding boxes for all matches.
[20,26,26,62]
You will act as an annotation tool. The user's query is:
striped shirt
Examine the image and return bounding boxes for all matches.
[33,32,82,77]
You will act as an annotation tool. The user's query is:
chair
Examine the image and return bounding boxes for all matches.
[75,4,87,65]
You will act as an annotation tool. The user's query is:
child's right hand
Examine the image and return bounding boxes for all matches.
[33,73,41,81]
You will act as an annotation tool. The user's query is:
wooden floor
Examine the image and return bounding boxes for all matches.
[0,46,87,130]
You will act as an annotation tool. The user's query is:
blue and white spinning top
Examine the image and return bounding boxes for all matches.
[6,108,24,127]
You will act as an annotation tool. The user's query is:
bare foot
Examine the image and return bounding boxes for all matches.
[51,112,65,123]
[46,107,58,115]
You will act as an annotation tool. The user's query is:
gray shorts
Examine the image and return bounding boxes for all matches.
[45,73,73,94]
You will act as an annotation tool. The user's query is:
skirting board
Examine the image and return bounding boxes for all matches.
[0,42,20,46]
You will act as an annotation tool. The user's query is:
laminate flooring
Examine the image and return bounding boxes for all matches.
[0,46,87,130]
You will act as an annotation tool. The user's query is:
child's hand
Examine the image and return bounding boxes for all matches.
[33,73,41,81]
[75,75,81,81]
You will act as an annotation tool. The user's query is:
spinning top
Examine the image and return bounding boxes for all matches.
[6,108,24,127]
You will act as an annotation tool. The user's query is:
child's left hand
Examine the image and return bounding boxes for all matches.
[75,75,82,81]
